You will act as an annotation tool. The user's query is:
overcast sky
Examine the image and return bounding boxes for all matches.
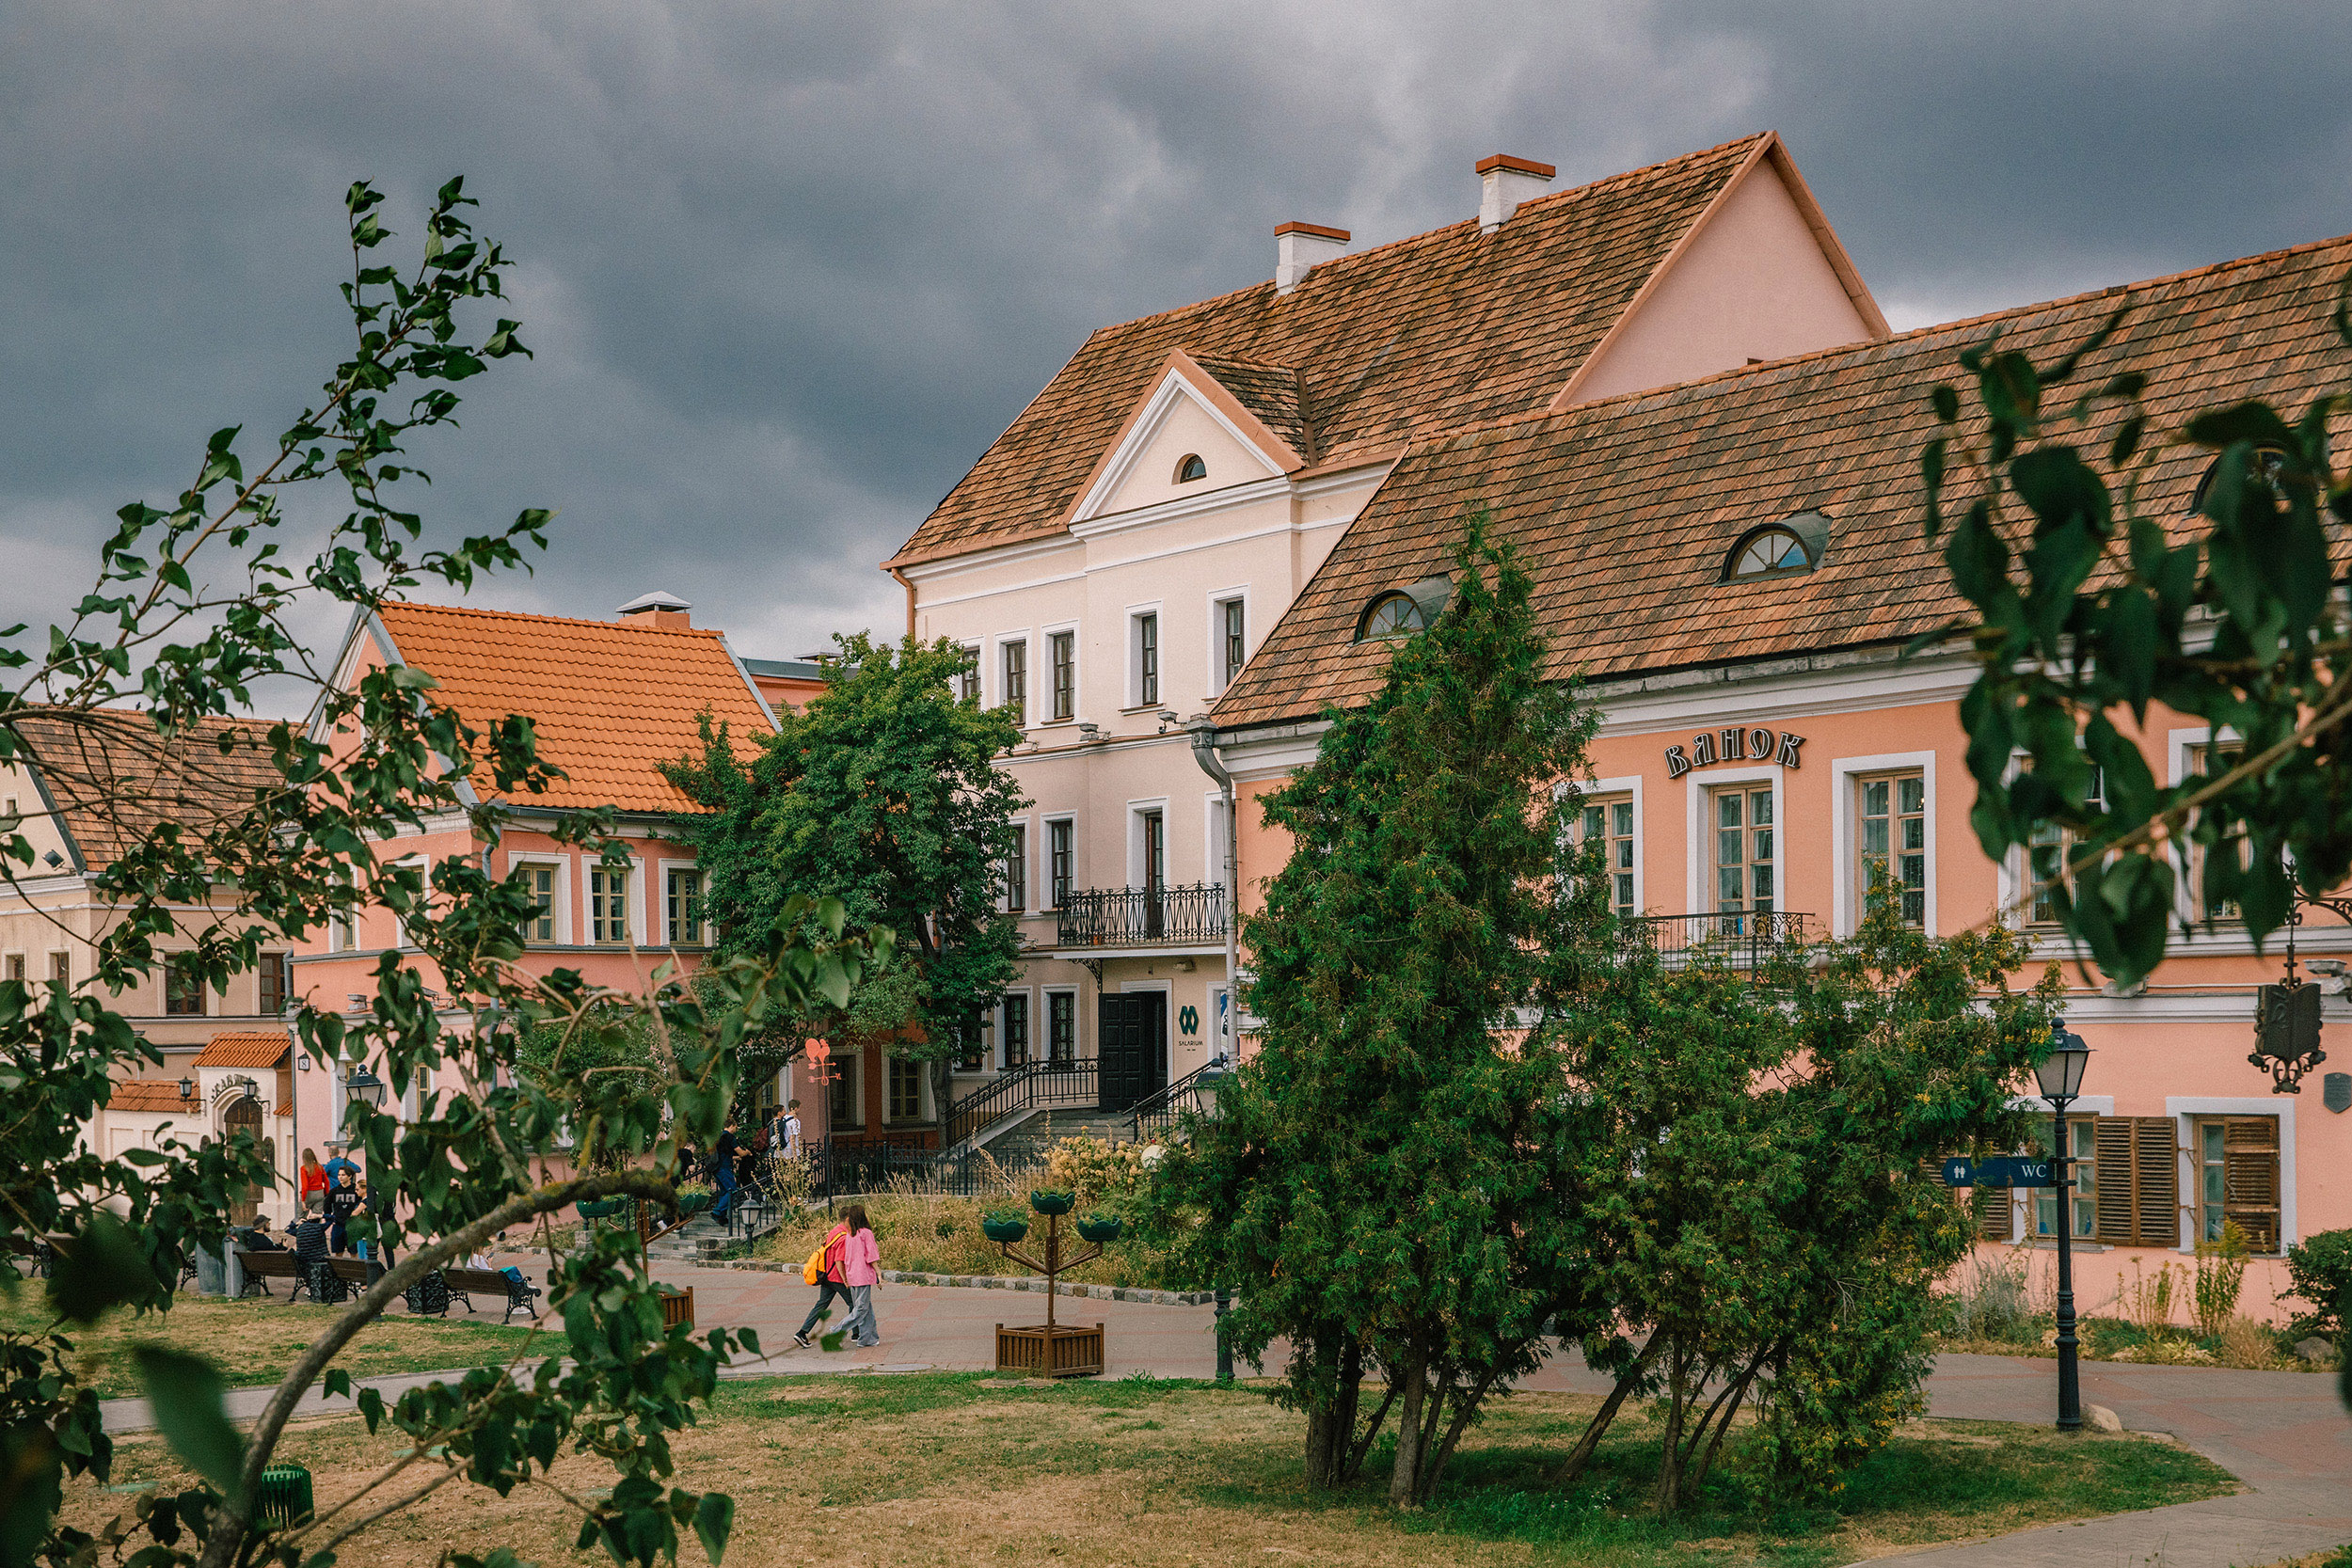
[7,2,2350,701]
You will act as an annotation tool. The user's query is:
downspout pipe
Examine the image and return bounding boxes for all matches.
[1187,719,1239,1066]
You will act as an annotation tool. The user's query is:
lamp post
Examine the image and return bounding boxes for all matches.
[344,1067,388,1111]
[2034,1022,2091,1432]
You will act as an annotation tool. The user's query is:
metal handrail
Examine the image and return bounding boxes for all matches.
[1056,882,1228,947]
[1125,1059,1230,1145]
[942,1058,1097,1150]
[1617,911,1810,969]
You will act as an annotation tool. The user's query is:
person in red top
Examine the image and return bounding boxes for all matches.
[792,1215,854,1348]
[298,1148,326,1206]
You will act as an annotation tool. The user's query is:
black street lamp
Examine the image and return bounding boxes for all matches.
[344,1067,389,1110]
[177,1075,195,1103]
[2034,1022,2091,1433]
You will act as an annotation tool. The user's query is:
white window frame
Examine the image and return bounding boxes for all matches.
[1208,982,1232,1059]
[1000,816,1032,913]
[1125,602,1165,711]
[392,855,428,949]
[995,987,1035,1072]
[1685,764,1782,919]
[586,858,641,946]
[1042,621,1080,724]
[1830,751,1936,937]
[1207,586,1250,697]
[1042,985,1082,1063]
[993,630,1033,729]
[510,852,570,945]
[1996,744,2103,932]
[1201,791,1229,891]
[2167,725,2245,927]
[957,642,983,705]
[1128,798,1170,891]
[1568,774,1644,918]
[1043,814,1076,910]
[2165,1096,2296,1252]
[659,858,705,947]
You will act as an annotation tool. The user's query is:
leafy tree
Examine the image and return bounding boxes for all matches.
[1921,291,2352,981]
[0,180,887,1568]
[1145,521,1610,1506]
[663,633,1025,1121]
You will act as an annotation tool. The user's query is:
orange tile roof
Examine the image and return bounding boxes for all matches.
[373,603,773,815]
[1212,233,2352,730]
[106,1080,197,1115]
[891,135,1779,568]
[8,707,282,871]
[193,1031,289,1069]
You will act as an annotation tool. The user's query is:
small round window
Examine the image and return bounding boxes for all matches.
[1357,592,1426,641]
[1726,525,1811,579]
[2191,445,2289,515]
[1175,453,1207,483]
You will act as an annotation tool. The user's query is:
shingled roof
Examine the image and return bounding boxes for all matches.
[193,1031,290,1069]
[371,603,774,816]
[891,135,1791,568]
[6,707,281,872]
[1211,233,2352,731]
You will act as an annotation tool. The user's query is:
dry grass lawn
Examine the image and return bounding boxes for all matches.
[62,1372,2235,1568]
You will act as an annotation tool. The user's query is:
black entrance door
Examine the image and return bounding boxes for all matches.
[1097,994,1168,1114]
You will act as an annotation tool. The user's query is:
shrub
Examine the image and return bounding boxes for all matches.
[1044,1135,1147,1208]
[2192,1219,2250,1339]
[2121,1256,2180,1336]
[2216,1315,2279,1370]
[2280,1227,2352,1340]
[1946,1249,2035,1342]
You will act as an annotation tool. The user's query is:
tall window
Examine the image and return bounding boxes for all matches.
[2033,1117,2097,1240]
[1050,631,1074,721]
[1710,786,1774,922]
[258,953,290,1016]
[1003,992,1031,1069]
[956,1018,988,1073]
[1857,773,1927,927]
[958,645,981,705]
[165,953,207,1016]
[667,868,703,945]
[1217,597,1246,690]
[827,1053,861,1130]
[590,865,629,944]
[2027,766,2105,927]
[887,1056,923,1121]
[49,952,69,985]
[527,864,556,942]
[1581,797,1635,920]
[1136,613,1159,706]
[1048,819,1073,909]
[1047,991,1076,1062]
[4,956,22,984]
[1141,810,1167,938]
[2188,740,2245,921]
[1003,824,1027,913]
[1001,641,1026,728]
[2196,1115,2281,1251]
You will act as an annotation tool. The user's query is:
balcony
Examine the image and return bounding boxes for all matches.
[1055,882,1229,949]
[1618,911,1811,969]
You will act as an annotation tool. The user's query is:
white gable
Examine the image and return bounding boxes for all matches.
[1072,367,1290,524]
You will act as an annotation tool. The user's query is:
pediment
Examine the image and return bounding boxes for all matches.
[1066,351,1306,525]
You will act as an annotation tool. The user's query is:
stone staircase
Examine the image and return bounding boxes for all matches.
[641,1202,787,1262]
[978,1108,1137,1166]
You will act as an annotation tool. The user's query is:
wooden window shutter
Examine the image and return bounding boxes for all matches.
[2222,1116,2281,1252]
[2091,1117,2181,1248]
[1919,1155,2010,1240]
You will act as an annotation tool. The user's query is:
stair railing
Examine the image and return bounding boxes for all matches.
[942,1058,1099,1151]
[1125,1060,1230,1146]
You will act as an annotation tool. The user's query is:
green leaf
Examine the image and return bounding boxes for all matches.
[0,1426,63,1568]
[692,1492,735,1564]
[48,1210,161,1323]
[133,1347,244,1492]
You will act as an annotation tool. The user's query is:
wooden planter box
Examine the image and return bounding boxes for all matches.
[995,1322,1104,1378]
[660,1288,695,1331]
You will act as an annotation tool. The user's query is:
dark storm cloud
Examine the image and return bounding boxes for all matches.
[6,2,2351,696]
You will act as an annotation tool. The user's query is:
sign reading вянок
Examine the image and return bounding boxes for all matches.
[1664,727,1804,778]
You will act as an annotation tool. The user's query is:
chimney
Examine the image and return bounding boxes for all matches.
[1274,221,1350,294]
[615,590,692,631]
[1477,154,1555,232]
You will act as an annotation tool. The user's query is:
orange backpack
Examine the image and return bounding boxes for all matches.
[802,1224,847,1286]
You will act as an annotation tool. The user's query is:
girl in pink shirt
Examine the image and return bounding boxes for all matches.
[839,1205,882,1348]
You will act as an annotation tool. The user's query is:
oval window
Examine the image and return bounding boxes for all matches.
[1726,525,1811,579]
[1357,592,1426,641]
[1175,453,1207,483]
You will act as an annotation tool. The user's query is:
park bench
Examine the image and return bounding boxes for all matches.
[442,1266,541,1323]
[233,1249,308,1300]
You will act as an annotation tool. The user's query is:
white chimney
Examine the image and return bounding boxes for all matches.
[1477,154,1556,232]
[1274,221,1350,294]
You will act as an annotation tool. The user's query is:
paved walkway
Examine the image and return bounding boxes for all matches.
[102,1265,2351,1567]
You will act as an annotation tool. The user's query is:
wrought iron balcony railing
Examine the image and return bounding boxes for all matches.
[1055,882,1228,948]
[1617,911,1811,969]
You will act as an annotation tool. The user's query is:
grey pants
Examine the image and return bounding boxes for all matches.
[847,1283,878,1346]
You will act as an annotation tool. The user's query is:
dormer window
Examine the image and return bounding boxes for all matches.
[1356,592,1426,641]
[1175,453,1207,483]
[2191,445,2289,515]
[1724,511,1830,581]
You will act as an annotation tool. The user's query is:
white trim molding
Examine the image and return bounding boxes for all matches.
[2165,1095,2297,1251]
[1685,764,1780,919]
[1573,773,1645,916]
[1829,750,1937,937]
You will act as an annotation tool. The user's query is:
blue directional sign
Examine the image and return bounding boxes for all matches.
[1942,1155,2059,1189]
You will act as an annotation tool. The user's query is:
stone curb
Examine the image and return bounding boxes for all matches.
[660,1255,1215,1306]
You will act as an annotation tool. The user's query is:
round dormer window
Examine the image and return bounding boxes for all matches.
[1175,453,1207,483]
[1357,592,1426,641]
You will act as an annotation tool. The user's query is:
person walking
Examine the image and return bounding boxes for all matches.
[839,1205,882,1349]
[710,1115,740,1225]
[781,1101,803,1163]
[792,1214,852,1348]
[325,1166,362,1255]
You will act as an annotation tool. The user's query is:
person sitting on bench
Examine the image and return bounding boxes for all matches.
[239,1216,286,1251]
[291,1196,331,1298]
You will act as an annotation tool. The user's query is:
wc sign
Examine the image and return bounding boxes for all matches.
[1664,726,1805,778]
